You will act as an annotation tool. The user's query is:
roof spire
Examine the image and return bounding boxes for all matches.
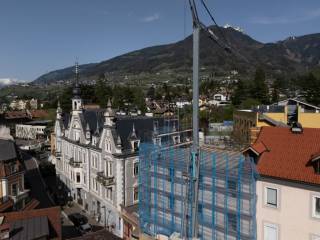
[94,114,100,136]
[73,61,81,97]
[129,123,138,140]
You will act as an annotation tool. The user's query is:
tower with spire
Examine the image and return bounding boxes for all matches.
[56,100,62,120]
[72,62,83,114]
[104,99,115,127]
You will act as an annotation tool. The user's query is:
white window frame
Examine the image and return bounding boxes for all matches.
[263,222,279,240]
[311,194,320,219]
[264,186,279,208]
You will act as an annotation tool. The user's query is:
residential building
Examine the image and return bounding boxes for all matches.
[9,98,38,111]
[244,126,320,240]
[208,93,230,106]
[0,127,29,212]
[233,99,320,145]
[15,121,50,140]
[51,77,180,238]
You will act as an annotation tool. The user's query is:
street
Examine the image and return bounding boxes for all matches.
[22,151,103,239]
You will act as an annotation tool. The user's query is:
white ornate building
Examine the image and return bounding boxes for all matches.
[51,75,181,237]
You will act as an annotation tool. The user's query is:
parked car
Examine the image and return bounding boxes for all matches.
[68,213,88,226]
[79,223,92,234]
[68,213,91,234]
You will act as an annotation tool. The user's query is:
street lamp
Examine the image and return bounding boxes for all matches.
[101,206,111,230]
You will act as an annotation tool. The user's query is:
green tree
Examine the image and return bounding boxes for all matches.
[302,73,320,106]
[251,68,269,104]
[231,79,247,106]
[95,78,112,107]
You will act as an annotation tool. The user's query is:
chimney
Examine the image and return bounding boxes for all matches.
[291,122,303,134]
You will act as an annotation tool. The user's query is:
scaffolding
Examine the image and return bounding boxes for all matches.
[139,142,257,240]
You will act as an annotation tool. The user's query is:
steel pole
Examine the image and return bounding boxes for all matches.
[191,25,200,239]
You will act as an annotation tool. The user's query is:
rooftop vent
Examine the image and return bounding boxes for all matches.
[291,122,303,134]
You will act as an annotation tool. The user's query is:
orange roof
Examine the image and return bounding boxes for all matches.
[252,127,320,185]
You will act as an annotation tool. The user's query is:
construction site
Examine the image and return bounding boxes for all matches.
[139,1,259,239]
[139,141,258,240]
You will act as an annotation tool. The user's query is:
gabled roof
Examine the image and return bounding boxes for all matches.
[244,141,269,155]
[250,127,320,185]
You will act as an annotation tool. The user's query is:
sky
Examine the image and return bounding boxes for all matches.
[0,0,319,81]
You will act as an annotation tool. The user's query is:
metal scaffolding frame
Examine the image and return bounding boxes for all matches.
[139,142,258,240]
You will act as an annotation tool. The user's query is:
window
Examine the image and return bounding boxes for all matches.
[134,141,139,151]
[228,213,237,232]
[105,162,113,177]
[264,223,278,240]
[11,183,18,196]
[83,152,86,163]
[133,162,139,176]
[10,164,18,174]
[106,187,112,200]
[133,187,138,202]
[92,178,98,192]
[76,172,81,183]
[312,195,320,219]
[265,187,278,208]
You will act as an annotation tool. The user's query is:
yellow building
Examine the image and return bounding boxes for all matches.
[233,98,320,145]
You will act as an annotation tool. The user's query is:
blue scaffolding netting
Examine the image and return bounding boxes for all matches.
[139,142,258,240]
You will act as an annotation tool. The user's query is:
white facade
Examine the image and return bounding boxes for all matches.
[52,93,156,238]
[15,124,46,139]
[9,98,38,110]
[256,178,320,240]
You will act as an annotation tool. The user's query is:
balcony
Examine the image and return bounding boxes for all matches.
[96,171,115,187]
[10,189,30,203]
[69,158,82,168]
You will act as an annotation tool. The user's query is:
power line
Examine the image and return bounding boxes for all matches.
[200,0,229,44]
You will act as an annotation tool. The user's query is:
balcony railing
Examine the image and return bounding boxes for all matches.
[69,158,82,168]
[96,171,115,186]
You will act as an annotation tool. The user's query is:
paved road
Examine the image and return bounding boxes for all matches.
[22,151,54,209]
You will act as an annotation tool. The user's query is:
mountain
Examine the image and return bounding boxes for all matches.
[33,26,320,85]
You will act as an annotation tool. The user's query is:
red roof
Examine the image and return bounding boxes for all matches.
[252,127,320,185]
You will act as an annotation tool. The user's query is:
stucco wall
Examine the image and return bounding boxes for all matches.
[257,179,320,240]
[298,113,320,128]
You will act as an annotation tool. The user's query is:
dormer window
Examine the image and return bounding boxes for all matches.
[310,153,320,175]
[129,123,140,152]
[134,141,139,151]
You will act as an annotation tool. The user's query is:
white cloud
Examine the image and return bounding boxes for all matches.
[0,78,27,86]
[251,8,320,25]
[0,78,15,86]
[141,13,160,23]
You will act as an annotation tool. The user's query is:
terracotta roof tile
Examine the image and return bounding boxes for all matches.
[253,127,320,185]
